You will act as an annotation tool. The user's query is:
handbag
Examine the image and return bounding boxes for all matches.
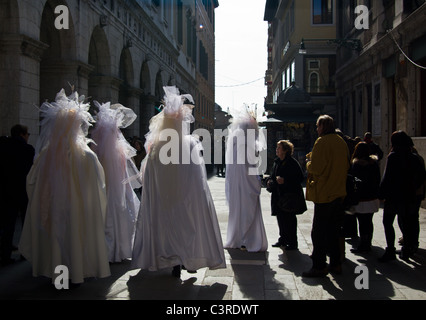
[277,190,307,215]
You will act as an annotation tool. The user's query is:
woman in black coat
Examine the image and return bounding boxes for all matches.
[378,131,426,261]
[348,142,381,253]
[266,140,306,250]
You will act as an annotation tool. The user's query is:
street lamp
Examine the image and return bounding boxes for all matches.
[299,38,362,54]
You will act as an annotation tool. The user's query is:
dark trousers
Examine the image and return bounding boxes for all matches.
[1,198,26,261]
[216,164,224,176]
[311,198,344,269]
[356,213,374,239]
[277,213,298,248]
[383,200,418,251]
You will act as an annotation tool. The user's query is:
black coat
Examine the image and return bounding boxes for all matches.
[0,136,35,202]
[379,150,426,202]
[267,156,304,216]
[349,158,380,201]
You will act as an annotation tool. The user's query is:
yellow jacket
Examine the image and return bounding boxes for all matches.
[306,133,349,204]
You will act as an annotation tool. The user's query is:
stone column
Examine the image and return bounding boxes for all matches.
[76,62,95,98]
[139,94,156,138]
[88,75,122,104]
[125,86,143,138]
[0,34,48,142]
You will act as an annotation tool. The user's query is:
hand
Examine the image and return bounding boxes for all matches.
[276,176,284,185]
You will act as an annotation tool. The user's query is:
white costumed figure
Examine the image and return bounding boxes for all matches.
[131,86,226,277]
[19,89,111,284]
[224,106,268,252]
[90,101,141,263]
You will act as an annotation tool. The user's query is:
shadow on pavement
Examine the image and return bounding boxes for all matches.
[126,267,228,300]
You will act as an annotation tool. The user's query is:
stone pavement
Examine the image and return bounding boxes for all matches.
[1,174,426,301]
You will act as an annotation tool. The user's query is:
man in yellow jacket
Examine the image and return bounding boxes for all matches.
[303,115,349,277]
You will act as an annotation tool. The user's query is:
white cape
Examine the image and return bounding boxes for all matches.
[224,107,268,252]
[131,86,226,272]
[19,147,111,283]
[131,137,226,271]
[225,137,268,252]
[90,102,140,262]
[19,89,110,284]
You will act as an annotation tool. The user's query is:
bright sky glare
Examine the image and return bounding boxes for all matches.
[214,0,268,117]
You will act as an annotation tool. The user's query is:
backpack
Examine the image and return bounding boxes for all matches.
[343,173,362,210]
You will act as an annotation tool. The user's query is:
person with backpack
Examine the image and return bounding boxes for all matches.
[348,142,381,253]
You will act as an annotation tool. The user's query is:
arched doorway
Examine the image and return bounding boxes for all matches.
[118,48,134,107]
[88,26,111,104]
[39,0,77,103]
[118,48,135,138]
[0,0,20,136]
[139,61,153,136]
[154,71,163,112]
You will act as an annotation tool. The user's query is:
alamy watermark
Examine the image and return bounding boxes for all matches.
[54,5,69,30]
[354,265,369,290]
[355,5,369,30]
[157,125,267,176]
[54,265,69,289]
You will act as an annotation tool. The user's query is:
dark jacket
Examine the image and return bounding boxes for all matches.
[267,156,304,216]
[0,136,35,201]
[379,150,425,202]
[349,157,380,201]
[367,141,383,161]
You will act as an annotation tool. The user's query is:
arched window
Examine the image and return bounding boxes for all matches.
[309,72,319,93]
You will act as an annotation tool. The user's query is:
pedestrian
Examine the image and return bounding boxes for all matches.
[336,129,358,240]
[132,138,146,171]
[216,136,226,177]
[131,86,226,278]
[90,101,141,263]
[266,140,306,251]
[378,130,426,262]
[19,88,111,284]
[224,107,267,252]
[302,115,349,277]
[348,142,381,253]
[398,145,426,253]
[364,132,384,161]
[0,124,35,266]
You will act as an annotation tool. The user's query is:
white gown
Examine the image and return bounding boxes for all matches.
[131,86,226,271]
[90,102,141,262]
[19,89,111,284]
[224,111,268,252]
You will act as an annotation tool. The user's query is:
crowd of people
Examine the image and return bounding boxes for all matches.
[0,85,425,286]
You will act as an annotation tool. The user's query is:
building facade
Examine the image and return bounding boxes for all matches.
[0,0,218,145]
[263,0,339,171]
[264,0,338,117]
[335,0,426,164]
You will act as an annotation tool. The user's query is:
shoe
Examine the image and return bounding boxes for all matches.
[350,246,371,254]
[272,242,284,248]
[302,267,329,278]
[172,265,181,278]
[182,266,197,274]
[399,247,414,261]
[240,246,247,251]
[399,251,411,262]
[327,264,342,275]
[284,245,298,251]
[0,258,15,267]
[378,249,396,262]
